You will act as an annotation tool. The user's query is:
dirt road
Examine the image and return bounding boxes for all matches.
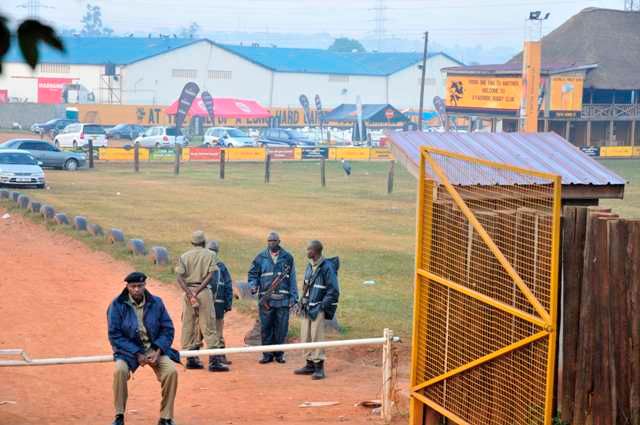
[0,211,394,425]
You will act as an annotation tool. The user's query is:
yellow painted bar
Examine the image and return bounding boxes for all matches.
[411,392,473,425]
[417,269,547,328]
[423,146,559,181]
[412,330,549,392]
[99,147,150,161]
[333,147,371,160]
[225,147,266,161]
[422,149,552,324]
[600,146,633,157]
[544,175,562,425]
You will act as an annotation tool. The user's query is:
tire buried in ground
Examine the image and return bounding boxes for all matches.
[150,246,170,265]
[54,213,70,225]
[73,216,88,231]
[29,200,42,213]
[0,189,9,199]
[17,195,30,209]
[128,239,146,256]
[87,223,104,237]
[108,228,125,244]
[11,191,21,202]
[40,205,55,220]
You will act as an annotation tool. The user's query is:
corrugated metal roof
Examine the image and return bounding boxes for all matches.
[5,37,200,65]
[388,131,626,187]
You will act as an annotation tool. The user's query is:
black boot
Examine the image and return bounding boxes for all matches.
[157,419,177,425]
[112,414,124,425]
[185,356,204,370]
[275,354,286,364]
[220,354,232,365]
[294,360,315,375]
[312,360,325,380]
[259,355,274,364]
[208,355,230,372]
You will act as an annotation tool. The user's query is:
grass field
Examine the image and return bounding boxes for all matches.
[5,157,638,339]
[13,160,418,338]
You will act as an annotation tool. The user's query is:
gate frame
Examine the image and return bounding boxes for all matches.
[409,147,562,425]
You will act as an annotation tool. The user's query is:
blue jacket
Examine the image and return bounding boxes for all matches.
[107,288,180,372]
[209,260,233,319]
[301,257,340,320]
[248,248,298,308]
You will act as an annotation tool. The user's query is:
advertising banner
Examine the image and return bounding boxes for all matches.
[99,148,150,161]
[201,91,215,123]
[369,148,393,160]
[600,146,633,157]
[445,76,521,110]
[267,148,295,160]
[301,147,329,160]
[38,77,72,104]
[149,148,190,161]
[226,148,266,161]
[299,95,312,125]
[174,82,199,130]
[190,147,221,161]
[634,147,640,157]
[579,146,600,157]
[549,75,584,112]
[334,148,371,160]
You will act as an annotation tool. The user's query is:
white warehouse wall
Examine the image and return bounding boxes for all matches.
[120,41,273,105]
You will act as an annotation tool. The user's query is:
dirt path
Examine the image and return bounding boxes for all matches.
[0,211,395,425]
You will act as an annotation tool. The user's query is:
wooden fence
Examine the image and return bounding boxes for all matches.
[561,206,640,424]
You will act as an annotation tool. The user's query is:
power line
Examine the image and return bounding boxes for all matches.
[16,0,54,19]
[625,0,640,10]
[372,0,387,51]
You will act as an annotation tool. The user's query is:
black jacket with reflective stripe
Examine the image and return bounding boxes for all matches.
[301,258,339,320]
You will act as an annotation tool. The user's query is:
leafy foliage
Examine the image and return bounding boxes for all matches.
[80,4,113,37]
[328,37,366,53]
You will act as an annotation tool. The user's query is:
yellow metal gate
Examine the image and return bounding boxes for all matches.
[409,147,561,425]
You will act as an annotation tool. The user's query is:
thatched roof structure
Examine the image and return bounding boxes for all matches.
[508,8,640,90]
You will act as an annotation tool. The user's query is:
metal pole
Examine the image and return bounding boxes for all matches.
[382,328,394,423]
[418,31,429,131]
[133,142,140,173]
[0,335,400,367]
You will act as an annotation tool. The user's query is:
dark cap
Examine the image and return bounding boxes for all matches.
[124,272,147,284]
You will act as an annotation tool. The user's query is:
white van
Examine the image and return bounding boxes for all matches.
[53,123,107,149]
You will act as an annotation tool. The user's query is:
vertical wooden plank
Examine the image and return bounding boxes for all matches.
[134,142,140,173]
[320,157,326,187]
[387,160,395,194]
[88,139,94,169]
[626,221,640,423]
[560,206,587,424]
[587,120,592,147]
[174,144,181,175]
[264,153,271,184]
[219,149,225,180]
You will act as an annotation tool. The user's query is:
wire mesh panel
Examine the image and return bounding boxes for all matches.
[409,147,561,425]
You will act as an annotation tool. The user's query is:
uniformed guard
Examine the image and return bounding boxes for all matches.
[294,240,340,380]
[175,230,228,372]
[207,240,234,365]
[107,272,180,425]
[248,231,298,364]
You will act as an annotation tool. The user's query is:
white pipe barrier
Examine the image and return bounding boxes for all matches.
[0,329,399,423]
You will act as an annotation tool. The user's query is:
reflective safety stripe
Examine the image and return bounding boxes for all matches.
[215,300,225,303]
[261,272,274,277]
[278,290,289,294]
[309,301,321,306]
[314,285,327,289]
[331,303,339,306]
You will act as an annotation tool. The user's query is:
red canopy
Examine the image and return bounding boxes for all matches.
[164,97,271,119]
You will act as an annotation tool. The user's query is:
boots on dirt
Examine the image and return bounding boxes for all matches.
[220,354,232,365]
[312,360,326,380]
[185,356,204,370]
[157,419,177,425]
[112,414,124,425]
[294,360,315,375]
[208,355,230,372]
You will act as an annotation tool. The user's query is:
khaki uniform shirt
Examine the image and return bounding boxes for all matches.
[175,247,218,285]
[126,294,151,352]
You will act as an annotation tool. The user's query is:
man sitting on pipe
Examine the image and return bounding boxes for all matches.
[107,272,180,425]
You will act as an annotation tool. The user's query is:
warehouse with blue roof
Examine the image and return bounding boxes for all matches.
[0,36,461,108]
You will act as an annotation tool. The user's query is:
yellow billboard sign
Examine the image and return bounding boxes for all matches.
[549,75,584,112]
[600,146,633,157]
[226,148,266,161]
[446,76,522,110]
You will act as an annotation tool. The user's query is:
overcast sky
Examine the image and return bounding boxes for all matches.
[0,0,624,48]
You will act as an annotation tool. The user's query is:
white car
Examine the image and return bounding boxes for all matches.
[134,126,186,148]
[0,149,46,189]
[53,123,107,149]
[203,127,255,147]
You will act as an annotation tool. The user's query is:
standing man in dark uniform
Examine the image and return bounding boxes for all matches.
[248,231,298,364]
[107,272,180,425]
[207,240,234,365]
[294,240,339,380]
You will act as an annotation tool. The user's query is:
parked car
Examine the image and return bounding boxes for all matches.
[258,129,316,148]
[134,126,186,148]
[30,118,77,136]
[53,123,107,149]
[106,124,145,140]
[0,149,46,189]
[203,127,255,147]
[0,139,87,171]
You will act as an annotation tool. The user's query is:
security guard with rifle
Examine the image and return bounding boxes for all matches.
[248,231,298,364]
[207,240,234,366]
[294,240,339,380]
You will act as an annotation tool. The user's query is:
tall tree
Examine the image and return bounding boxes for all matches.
[0,16,64,73]
[81,4,113,37]
[328,37,366,53]
[179,22,200,38]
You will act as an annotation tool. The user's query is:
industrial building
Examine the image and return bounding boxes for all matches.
[0,37,461,110]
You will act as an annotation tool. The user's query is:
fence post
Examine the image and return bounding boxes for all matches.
[134,142,140,173]
[174,144,182,175]
[264,153,271,184]
[219,149,226,180]
[381,328,394,424]
[320,156,326,187]
[88,140,94,169]
[387,160,395,194]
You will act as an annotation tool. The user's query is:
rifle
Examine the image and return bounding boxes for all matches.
[259,263,292,311]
